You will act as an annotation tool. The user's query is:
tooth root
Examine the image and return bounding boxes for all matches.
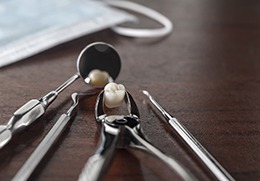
[88,69,109,86]
[104,82,126,108]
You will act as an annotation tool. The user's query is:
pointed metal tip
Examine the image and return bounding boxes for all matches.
[141,90,150,97]
[68,91,97,116]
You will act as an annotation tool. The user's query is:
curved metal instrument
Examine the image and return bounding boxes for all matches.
[78,91,195,181]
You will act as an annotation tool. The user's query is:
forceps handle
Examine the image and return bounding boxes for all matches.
[143,90,235,181]
[78,124,118,181]
[78,154,108,181]
[127,127,195,181]
[12,113,71,181]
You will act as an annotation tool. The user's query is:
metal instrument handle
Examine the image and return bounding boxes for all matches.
[126,126,195,181]
[0,91,58,149]
[12,91,95,180]
[78,124,119,181]
[9,90,59,129]
[12,113,71,181]
[0,74,80,149]
[78,154,108,181]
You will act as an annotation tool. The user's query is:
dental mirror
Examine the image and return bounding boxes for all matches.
[0,42,121,149]
[77,42,121,86]
[56,42,121,93]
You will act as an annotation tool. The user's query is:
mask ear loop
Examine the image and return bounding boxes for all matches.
[104,0,173,38]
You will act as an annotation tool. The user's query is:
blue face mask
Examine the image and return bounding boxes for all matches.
[0,0,134,67]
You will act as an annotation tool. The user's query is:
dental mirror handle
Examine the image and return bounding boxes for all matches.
[78,125,118,181]
[127,127,195,181]
[0,74,80,149]
[142,90,235,181]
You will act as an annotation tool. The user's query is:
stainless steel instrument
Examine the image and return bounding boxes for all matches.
[78,90,195,181]
[142,90,235,181]
[0,42,121,149]
[12,91,95,181]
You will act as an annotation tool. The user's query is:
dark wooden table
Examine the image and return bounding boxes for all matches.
[0,0,259,180]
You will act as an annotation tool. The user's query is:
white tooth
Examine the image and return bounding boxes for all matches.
[88,69,109,86]
[104,82,126,108]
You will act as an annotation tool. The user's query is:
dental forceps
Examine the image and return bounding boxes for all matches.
[78,91,195,181]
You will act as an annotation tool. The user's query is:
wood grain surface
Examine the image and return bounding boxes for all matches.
[0,0,259,180]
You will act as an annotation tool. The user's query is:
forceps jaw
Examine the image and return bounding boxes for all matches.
[95,90,140,123]
[95,91,106,122]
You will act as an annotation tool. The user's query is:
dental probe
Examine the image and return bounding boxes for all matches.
[142,90,235,181]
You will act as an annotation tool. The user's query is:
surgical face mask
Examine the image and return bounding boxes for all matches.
[0,0,172,68]
[0,0,134,67]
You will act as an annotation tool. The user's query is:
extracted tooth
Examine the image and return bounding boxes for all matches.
[88,69,109,86]
[104,82,126,108]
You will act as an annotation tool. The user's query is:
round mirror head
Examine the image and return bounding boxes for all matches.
[77,42,121,87]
